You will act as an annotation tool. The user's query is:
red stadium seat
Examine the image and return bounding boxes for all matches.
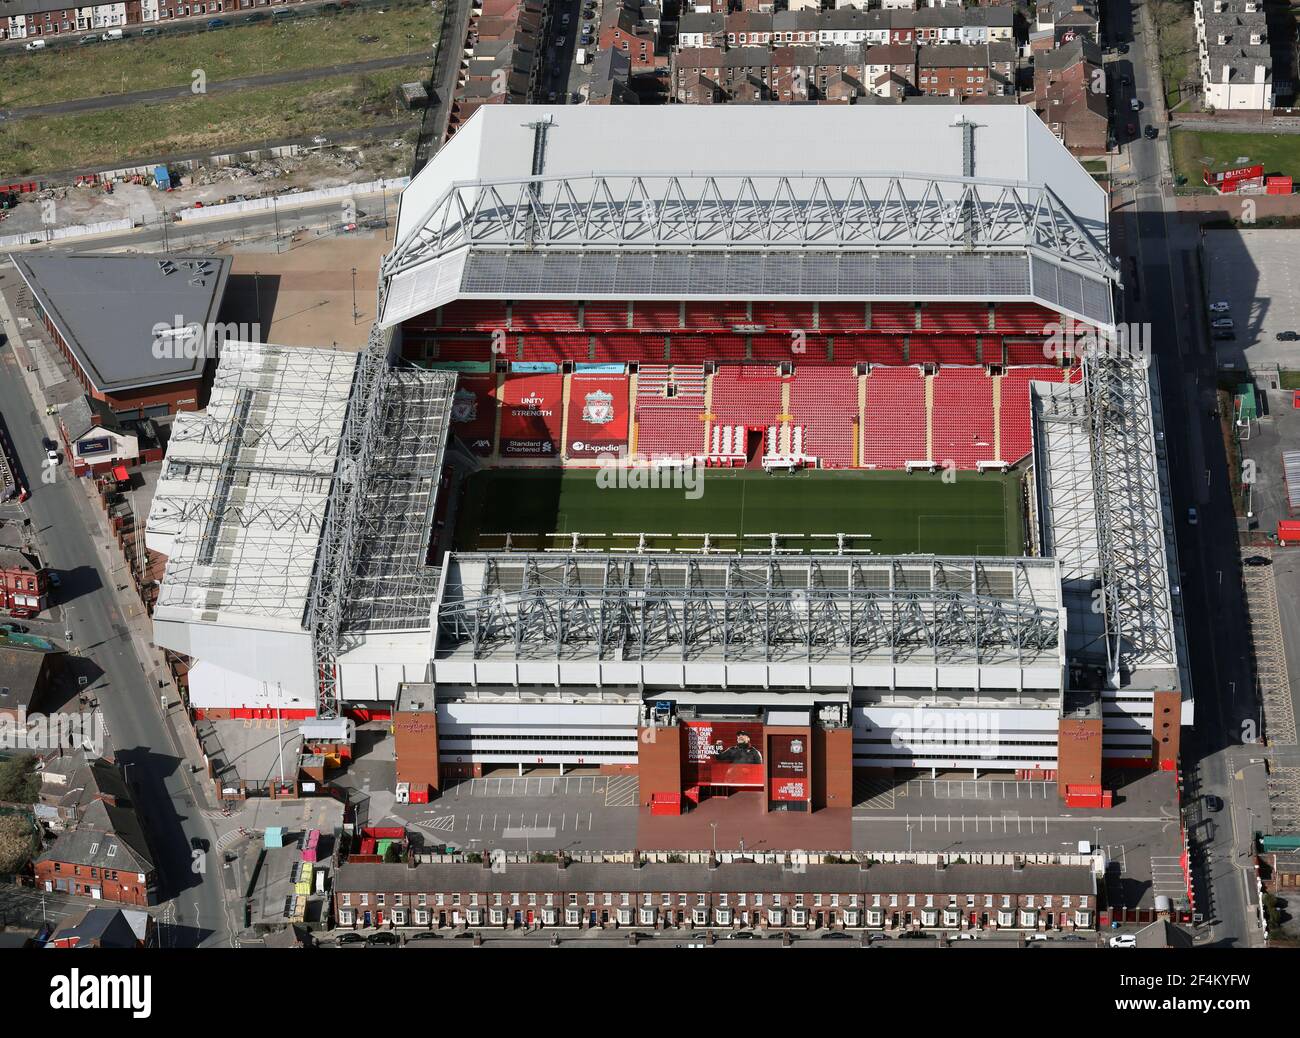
[632,301,682,331]
[932,368,995,469]
[861,366,927,468]
[511,301,582,332]
[908,335,980,365]
[832,335,904,364]
[753,302,815,331]
[789,367,858,467]
[998,366,1066,463]
[818,302,868,332]
[993,303,1058,334]
[710,365,783,427]
[869,302,918,333]
[583,301,631,331]
[919,303,991,334]
[438,300,509,332]
[634,364,707,458]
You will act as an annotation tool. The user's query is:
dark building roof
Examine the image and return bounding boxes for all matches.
[1036,36,1103,71]
[9,253,231,395]
[35,762,154,874]
[334,860,1097,896]
[60,395,126,443]
[1133,919,1196,949]
[0,645,54,716]
[50,907,150,949]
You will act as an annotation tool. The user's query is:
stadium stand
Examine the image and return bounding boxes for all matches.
[998,365,1066,463]
[594,334,662,363]
[584,301,631,331]
[832,334,905,364]
[632,301,682,331]
[498,372,565,458]
[1002,338,1053,365]
[908,335,981,365]
[710,365,784,426]
[993,303,1057,333]
[512,301,582,331]
[439,300,508,331]
[932,368,996,469]
[521,334,591,363]
[423,338,495,362]
[751,333,828,361]
[861,366,927,468]
[870,302,918,333]
[754,302,815,330]
[634,364,707,458]
[685,302,749,331]
[920,303,991,333]
[788,368,858,468]
[818,302,868,332]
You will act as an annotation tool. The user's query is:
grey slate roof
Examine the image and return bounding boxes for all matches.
[9,253,231,395]
[334,860,1097,896]
[59,394,125,443]
[50,907,150,949]
[0,645,53,715]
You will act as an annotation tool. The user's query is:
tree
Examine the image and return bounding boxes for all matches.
[0,814,37,875]
[0,756,39,805]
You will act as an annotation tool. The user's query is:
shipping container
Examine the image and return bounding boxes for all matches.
[1279,520,1300,545]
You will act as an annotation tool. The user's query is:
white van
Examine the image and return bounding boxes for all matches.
[24,38,47,50]
[102,28,124,40]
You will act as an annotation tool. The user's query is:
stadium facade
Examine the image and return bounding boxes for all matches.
[146,105,1188,813]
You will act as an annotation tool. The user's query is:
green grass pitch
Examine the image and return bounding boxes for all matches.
[454,468,1025,557]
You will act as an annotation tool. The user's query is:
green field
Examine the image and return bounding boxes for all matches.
[454,469,1024,556]
[0,3,438,108]
[0,64,427,175]
[1171,129,1300,187]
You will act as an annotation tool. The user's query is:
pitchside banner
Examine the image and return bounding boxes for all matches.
[499,373,563,458]
[768,734,810,802]
[448,375,497,457]
[566,374,629,459]
[684,720,765,788]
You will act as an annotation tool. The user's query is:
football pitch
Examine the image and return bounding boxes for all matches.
[453,468,1024,557]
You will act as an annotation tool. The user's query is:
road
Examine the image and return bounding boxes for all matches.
[0,52,432,122]
[0,310,231,947]
[1111,0,1261,946]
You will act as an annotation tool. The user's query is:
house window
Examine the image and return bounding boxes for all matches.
[342,893,352,906]
[920,909,938,927]
[490,909,505,925]
[640,908,656,926]
[415,910,429,925]
[566,908,580,925]
[617,909,632,925]
[1020,910,1037,928]
[997,911,1014,927]
[693,909,709,925]
[391,910,406,926]
[715,908,733,926]
[339,910,354,926]
[770,908,785,925]
[791,908,807,926]
[544,910,557,925]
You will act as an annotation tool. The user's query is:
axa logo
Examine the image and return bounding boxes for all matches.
[49,970,152,1019]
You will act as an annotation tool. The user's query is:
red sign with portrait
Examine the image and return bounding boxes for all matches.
[683,721,764,788]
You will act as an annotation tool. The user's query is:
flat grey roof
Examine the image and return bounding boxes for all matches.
[10,253,231,395]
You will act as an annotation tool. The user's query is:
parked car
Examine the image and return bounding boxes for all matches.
[8,607,36,620]
[1211,318,1234,330]
[1109,934,1137,948]
[207,18,228,29]
[1244,556,1272,567]
[140,26,160,35]
[366,931,401,946]
[727,931,757,940]
[190,836,210,853]
[409,931,441,941]
[1028,932,1050,941]
[336,932,366,945]
[1208,301,1231,313]
[561,12,570,24]
[1277,330,1300,342]
[1213,330,1235,341]
[78,35,100,45]
[311,135,330,146]
[556,34,566,45]
[44,449,59,466]
[48,571,61,588]
[1187,506,1198,526]
[1144,126,1158,140]
[1205,794,1224,811]
[0,622,29,634]
[1129,97,1140,111]
[24,39,47,50]
[101,28,123,40]
[1059,934,1089,942]
[821,931,854,940]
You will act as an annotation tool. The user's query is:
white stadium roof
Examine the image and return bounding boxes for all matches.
[382,104,1116,329]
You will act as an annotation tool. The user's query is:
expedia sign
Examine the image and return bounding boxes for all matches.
[566,375,629,457]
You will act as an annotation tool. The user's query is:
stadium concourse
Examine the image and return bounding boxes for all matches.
[146,104,1189,841]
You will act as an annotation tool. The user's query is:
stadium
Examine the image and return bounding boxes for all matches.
[146,105,1189,818]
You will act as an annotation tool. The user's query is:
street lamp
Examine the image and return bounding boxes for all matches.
[709,822,717,858]
[351,267,359,325]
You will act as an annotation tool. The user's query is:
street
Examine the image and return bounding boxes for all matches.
[0,291,231,947]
